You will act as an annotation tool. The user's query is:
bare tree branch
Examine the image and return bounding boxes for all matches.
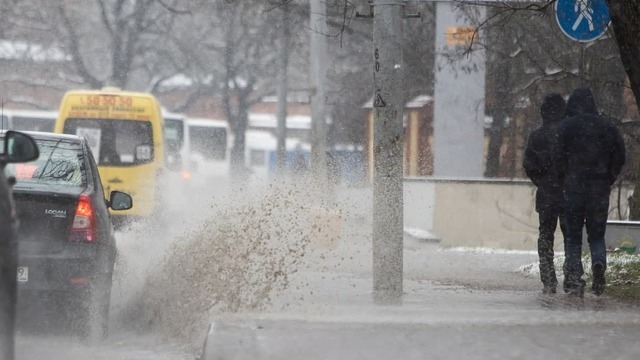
[156,0,192,14]
[57,5,102,88]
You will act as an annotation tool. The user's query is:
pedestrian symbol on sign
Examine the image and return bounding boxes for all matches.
[555,0,610,42]
[572,0,594,32]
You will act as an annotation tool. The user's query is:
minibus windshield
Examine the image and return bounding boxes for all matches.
[63,118,153,166]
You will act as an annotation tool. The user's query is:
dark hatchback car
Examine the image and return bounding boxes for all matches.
[1,131,132,338]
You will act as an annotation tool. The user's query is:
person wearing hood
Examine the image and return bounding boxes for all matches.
[556,88,626,297]
[523,93,567,294]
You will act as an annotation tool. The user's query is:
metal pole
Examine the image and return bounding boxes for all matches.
[371,0,404,304]
[310,0,328,199]
[579,44,586,86]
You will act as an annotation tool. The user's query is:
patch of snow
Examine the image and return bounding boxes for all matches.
[406,95,433,108]
[404,227,440,242]
[519,253,640,277]
[0,40,70,62]
[608,253,640,266]
[444,247,539,255]
[261,93,311,103]
[519,256,565,277]
[544,67,563,76]
[159,73,194,87]
[516,96,531,109]
[484,115,493,128]
[249,113,317,130]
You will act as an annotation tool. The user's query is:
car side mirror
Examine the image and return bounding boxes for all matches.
[1,131,39,163]
[109,191,133,211]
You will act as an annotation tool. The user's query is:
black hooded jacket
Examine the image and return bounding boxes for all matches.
[523,93,566,212]
[555,88,626,193]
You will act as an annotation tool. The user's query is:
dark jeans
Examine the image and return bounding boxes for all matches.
[563,189,609,288]
[538,209,566,287]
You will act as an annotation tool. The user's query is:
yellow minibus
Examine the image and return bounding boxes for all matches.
[54,87,164,224]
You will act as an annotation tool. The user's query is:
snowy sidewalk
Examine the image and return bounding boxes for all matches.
[201,281,640,360]
[201,239,640,359]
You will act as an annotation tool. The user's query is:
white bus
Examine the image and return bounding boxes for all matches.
[244,129,311,181]
[185,117,230,179]
[0,109,57,132]
[169,117,311,187]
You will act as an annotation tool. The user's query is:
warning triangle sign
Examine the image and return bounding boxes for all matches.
[373,93,386,108]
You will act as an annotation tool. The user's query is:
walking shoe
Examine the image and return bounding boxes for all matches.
[566,287,584,298]
[592,263,606,296]
[564,279,585,298]
[542,284,557,294]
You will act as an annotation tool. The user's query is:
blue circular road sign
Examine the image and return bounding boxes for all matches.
[555,0,610,42]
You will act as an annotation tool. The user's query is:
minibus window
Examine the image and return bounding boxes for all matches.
[63,118,153,166]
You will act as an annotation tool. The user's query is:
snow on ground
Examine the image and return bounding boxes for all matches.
[445,246,539,255]
[404,227,440,242]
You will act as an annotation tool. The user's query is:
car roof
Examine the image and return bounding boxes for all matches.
[0,130,85,143]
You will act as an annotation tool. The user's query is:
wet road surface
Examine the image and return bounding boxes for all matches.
[14,185,640,359]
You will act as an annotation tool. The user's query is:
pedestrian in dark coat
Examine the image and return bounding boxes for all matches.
[523,93,567,294]
[556,87,626,297]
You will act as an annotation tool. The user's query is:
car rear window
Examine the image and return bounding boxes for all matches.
[5,138,87,187]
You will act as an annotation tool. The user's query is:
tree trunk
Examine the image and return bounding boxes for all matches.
[485,55,511,178]
[606,0,640,219]
[228,89,251,181]
[310,0,329,204]
[276,5,290,177]
[485,115,505,177]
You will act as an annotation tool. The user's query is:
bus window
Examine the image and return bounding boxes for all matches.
[164,118,184,151]
[12,115,56,132]
[163,116,185,171]
[189,125,227,160]
[0,110,57,132]
[250,149,266,167]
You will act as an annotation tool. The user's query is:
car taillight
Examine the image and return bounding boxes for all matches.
[69,194,97,243]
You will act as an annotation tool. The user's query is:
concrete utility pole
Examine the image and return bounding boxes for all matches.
[310,0,328,196]
[359,0,415,304]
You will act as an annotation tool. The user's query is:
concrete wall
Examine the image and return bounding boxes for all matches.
[404,178,631,250]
